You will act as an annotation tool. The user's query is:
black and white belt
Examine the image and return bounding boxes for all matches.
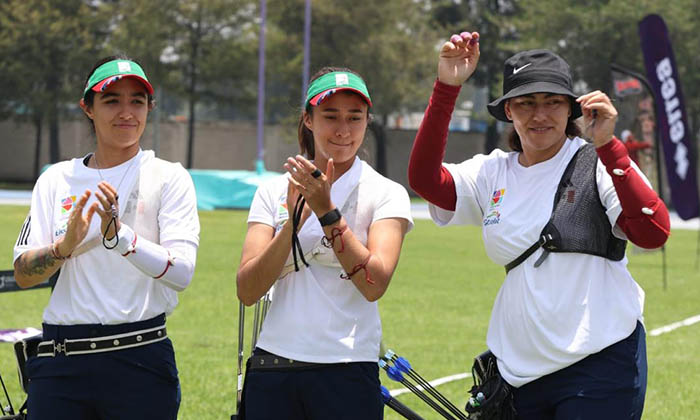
[37,325,167,357]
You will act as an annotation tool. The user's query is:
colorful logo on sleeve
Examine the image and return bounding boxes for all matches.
[278,202,289,220]
[484,188,505,226]
[60,196,77,214]
[275,200,289,234]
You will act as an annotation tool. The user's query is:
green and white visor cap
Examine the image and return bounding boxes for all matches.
[83,59,154,98]
[305,71,372,109]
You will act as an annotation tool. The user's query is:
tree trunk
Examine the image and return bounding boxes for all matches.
[33,113,43,181]
[368,118,387,176]
[48,105,60,163]
[47,70,60,163]
[187,87,196,168]
[186,24,201,169]
[484,67,500,154]
[485,120,500,154]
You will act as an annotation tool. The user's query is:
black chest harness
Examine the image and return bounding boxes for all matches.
[504,143,627,273]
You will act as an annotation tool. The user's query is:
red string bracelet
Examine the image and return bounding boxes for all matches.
[322,225,348,253]
[340,255,373,284]
[51,242,71,260]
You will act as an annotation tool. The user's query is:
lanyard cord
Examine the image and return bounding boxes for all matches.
[93,153,137,250]
[291,194,309,272]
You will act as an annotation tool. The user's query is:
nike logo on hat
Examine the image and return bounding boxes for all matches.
[512,63,532,74]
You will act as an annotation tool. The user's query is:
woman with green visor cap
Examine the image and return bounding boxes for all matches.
[237,67,413,419]
[13,55,200,419]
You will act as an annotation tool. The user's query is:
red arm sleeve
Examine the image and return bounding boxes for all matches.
[407,80,461,211]
[596,138,670,249]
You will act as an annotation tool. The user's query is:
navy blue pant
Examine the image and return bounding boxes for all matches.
[26,315,180,420]
[513,322,647,420]
[242,349,383,420]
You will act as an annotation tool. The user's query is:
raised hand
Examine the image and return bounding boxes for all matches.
[576,90,618,148]
[93,181,121,239]
[59,190,97,255]
[438,31,480,86]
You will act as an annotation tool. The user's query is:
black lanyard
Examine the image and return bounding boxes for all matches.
[291,194,309,272]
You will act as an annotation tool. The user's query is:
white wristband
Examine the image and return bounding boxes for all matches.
[114,224,137,256]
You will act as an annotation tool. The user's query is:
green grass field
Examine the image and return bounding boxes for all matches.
[1,205,699,419]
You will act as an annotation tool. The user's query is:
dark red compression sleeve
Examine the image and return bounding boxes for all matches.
[407,80,461,211]
[596,138,670,249]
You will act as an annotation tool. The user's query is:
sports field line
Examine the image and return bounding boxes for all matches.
[389,372,471,397]
[388,314,700,397]
[648,313,700,337]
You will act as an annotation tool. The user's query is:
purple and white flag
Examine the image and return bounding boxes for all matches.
[639,14,699,220]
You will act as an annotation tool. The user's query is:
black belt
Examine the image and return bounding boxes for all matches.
[247,354,323,371]
[37,325,167,357]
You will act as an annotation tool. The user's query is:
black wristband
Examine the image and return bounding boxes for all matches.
[318,208,342,226]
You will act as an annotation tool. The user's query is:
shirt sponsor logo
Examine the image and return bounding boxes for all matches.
[60,196,77,214]
[278,201,289,219]
[275,200,289,233]
[54,224,67,238]
[490,189,505,206]
[483,210,500,226]
[484,188,505,226]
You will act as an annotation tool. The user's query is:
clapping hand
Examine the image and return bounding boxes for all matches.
[93,181,121,239]
[284,155,335,218]
[58,190,96,256]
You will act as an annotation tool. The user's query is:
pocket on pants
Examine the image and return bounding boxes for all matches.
[110,338,179,384]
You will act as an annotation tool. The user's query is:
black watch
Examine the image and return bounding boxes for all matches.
[318,208,342,226]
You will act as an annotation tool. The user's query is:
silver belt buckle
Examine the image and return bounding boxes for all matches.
[54,340,65,355]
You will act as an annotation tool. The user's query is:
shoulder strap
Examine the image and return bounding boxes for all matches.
[504,144,588,273]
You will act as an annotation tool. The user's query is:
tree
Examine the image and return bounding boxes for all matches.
[510,0,700,166]
[169,0,258,168]
[103,0,180,93]
[0,0,107,176]
[430,0,520,154]
[266,0,439,175]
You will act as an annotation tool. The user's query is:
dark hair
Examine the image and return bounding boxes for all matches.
[297,66,369,159]
[506,97,582,152]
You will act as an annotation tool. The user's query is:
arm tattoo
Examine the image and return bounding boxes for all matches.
[18,247,58,277]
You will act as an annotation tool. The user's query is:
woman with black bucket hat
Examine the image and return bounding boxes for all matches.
[409,32,670,419]
[237,67,413,419]
[13,55,200,419]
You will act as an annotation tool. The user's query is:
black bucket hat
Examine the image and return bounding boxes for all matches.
[487,49,582,122]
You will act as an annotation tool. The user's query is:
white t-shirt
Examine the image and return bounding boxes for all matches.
[429,137,646,387]
[248,157,414,363]
[14,150,200,325]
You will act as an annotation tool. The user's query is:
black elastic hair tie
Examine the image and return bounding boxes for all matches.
[291,194,309,271]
